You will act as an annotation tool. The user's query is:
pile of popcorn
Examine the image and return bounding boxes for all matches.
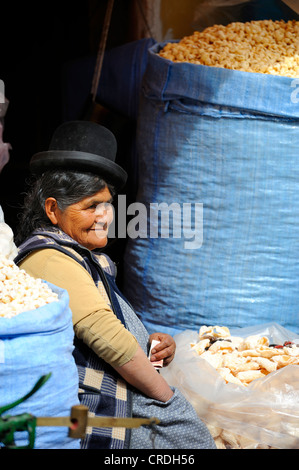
[191,325,299,387]
[0,255,58,318]
[159,19,299,77]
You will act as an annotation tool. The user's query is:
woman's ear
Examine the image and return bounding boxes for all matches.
[45,197,59,225]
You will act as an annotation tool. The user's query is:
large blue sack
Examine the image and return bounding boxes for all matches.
[123,42,299,337]
[0,283,80,449]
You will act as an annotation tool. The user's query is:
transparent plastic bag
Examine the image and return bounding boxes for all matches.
[162,323,299,449]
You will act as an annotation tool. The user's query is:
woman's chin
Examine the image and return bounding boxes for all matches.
[92,231,109,248]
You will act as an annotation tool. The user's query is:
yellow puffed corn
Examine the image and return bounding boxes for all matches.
[159,20,299,78]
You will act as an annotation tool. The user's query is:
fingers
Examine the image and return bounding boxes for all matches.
[151,347,174,366]
[149,333,176,365]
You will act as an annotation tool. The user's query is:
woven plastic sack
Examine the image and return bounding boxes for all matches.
[0,283,80,449]
[62,38,155,121]
[161,323,299,449]
[123,42,299,337]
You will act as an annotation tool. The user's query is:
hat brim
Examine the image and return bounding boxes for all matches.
[30,150,128,190]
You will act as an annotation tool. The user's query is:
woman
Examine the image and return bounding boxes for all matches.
[15,121,215,450]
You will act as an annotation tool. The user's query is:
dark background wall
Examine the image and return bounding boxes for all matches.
[0,0,136,233]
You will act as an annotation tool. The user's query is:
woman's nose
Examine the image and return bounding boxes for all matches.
[95,207,105,219]
[95,203,114,223]
[95,203,107,217]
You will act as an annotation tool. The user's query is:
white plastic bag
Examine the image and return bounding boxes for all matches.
[0,118,11,174]
[0,205,18,260]
[162,323,299,449]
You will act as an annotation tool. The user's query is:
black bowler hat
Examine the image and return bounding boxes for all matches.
[30,121,127,190]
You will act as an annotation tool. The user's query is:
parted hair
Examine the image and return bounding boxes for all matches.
[16,170,114,245]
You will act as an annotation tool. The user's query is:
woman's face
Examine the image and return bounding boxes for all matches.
[47,186,114,250]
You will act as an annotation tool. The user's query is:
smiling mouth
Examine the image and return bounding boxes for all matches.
[91,222,108,231]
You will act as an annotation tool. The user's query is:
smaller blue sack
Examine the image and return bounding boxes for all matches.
[62,38,156,121]
[0,283,80,449]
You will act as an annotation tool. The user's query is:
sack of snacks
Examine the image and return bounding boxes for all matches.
[0,255,80,449]
[124,19,299,337]
[162,323,299,449]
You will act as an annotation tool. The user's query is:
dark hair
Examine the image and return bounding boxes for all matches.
[16,170,115,245]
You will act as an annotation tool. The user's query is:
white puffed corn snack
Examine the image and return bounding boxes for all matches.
[0,255,58,318]
[159,19,299,78]
[191,324,299,387]
[191,325,299,449]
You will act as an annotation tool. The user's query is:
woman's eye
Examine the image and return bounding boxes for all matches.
[86,204,97,211]
[87,201,113,212]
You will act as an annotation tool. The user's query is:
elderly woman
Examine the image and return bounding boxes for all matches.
[15,121,215,450]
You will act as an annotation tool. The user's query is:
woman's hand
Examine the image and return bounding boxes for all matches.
[148,333,176,366]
